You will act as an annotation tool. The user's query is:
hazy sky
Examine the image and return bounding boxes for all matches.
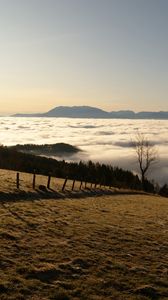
[0,0,168,114]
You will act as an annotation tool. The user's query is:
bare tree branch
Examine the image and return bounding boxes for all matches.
[132,132,158,190]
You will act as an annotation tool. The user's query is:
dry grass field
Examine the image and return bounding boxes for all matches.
[0,169,82,194]
[0,169,168,300]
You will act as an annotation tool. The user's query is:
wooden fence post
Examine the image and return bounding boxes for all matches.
[94,183,97,188]
[62,178,68,191]
[85,182,87,189]
[16,172,19,189]
[79,181,83,190]
[33,173,36,189]
[90,183,93,189]
[72,180,75,191]
[47,175,51,189]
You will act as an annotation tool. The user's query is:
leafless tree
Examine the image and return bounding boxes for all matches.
[132,132,158,189]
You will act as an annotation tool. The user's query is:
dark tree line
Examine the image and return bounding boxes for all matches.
[0,145,154,192]
[9,143,79,156]
[159,184,168,197]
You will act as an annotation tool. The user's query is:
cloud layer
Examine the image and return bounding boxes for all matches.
[0,117,167,185]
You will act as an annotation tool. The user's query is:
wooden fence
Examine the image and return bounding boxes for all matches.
[15,171,111,192]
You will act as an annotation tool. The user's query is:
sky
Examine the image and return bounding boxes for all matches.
[0,0,168,115]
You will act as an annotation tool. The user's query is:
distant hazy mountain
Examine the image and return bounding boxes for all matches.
[12,106,109,118]
[44,106,109,118]
[12,106,168,119]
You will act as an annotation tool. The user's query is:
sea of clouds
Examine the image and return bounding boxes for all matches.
[0,117,167,185]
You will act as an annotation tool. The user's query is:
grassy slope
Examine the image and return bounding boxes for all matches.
[0,169,81,194]
[0,190,168,300]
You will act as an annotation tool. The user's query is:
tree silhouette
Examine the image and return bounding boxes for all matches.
[133,132,157,190]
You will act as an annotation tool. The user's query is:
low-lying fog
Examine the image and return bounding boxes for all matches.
[0,117,167,185]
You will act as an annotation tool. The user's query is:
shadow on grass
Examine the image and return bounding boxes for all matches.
[0,185,148,203]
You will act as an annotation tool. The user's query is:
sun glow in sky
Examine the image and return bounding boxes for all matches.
[0,0,168,115]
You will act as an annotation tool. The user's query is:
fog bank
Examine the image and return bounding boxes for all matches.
[0,117,167,185]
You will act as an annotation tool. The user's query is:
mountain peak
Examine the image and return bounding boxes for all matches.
[46,105,108,118]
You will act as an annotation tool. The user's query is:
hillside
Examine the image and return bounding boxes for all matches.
[9,143,80,157]
[0,145,146,191]
[0,185,167,299]
[12,105,168,119]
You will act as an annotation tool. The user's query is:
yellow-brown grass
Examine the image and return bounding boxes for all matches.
[0,169,81,193]
[0,169,168,299]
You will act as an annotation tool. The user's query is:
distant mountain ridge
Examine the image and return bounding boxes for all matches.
[12,106,168,119]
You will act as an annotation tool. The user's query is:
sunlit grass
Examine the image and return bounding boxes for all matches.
[0,185,168,299]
